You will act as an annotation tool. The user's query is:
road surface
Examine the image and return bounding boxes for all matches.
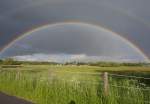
[0,92,33,104]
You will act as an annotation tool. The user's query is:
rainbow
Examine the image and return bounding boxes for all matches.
[0,21,149,61]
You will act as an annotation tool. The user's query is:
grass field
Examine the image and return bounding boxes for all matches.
[0,65,150,104]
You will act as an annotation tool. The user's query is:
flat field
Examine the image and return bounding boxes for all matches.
[0,65,150,104]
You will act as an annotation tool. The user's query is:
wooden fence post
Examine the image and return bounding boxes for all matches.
[103,72,109,96]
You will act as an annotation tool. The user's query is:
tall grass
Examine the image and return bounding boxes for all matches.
[0,69,149,104]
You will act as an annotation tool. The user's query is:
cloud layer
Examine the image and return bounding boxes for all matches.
[0,0,150,58]
[12,53,143,63]
[1,23,148,62]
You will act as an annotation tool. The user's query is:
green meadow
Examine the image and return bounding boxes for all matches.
[0,65,150,104]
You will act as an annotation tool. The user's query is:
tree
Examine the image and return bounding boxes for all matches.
[0,59,3,65]
[3,58,14,65]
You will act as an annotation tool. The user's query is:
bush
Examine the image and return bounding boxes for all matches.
[89,62,121,67]
[0,59,3,65]
[2,58,22,65]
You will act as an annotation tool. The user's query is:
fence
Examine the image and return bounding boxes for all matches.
[102,72,150,103]
[55,71,150,103]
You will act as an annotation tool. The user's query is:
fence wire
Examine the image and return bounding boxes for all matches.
[114,95,150,104]
[109,73,150,80]
[110,84,150,91]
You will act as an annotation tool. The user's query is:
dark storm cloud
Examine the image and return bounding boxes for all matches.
[1,23,148,63]
[0,0,150,57]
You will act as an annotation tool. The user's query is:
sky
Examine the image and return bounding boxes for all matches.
[0,0,150,62]
[0,23,148,62]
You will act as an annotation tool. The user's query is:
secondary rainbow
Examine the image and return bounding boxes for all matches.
[0,21,149,61]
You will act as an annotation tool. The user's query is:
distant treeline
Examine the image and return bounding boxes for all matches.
[65,61,149,67]
[0,58,58,65]
[0,58,149,67]
[88,62,148,67]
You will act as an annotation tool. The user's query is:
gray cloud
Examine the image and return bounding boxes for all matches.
[1,23,148,62]
[0,0,150,58]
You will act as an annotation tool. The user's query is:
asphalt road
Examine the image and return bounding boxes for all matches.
[0,92,33,104]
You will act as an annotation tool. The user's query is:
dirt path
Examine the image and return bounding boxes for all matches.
[0,92,33,104]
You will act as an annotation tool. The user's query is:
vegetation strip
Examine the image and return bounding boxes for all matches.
[0,65,150,104]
